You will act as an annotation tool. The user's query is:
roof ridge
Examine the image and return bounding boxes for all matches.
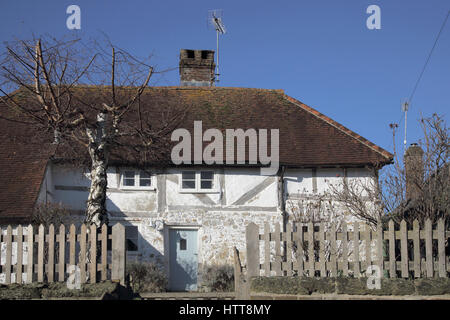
[283,94,393,161]
[14,85,284,92]
[149,86,285,92]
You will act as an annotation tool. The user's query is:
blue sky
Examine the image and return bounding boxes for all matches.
[1,0,449,159]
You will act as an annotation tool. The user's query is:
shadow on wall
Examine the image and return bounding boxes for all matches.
[105,201,197,292]
[106,200,163,262]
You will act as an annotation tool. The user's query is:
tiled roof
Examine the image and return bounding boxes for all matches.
[0,86,393,222]
[0,111,54,224]
[120,86,392,166]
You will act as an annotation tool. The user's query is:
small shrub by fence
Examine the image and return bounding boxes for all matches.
[0,223,126,285]
[201,264,235,292]
[245,219,450,279]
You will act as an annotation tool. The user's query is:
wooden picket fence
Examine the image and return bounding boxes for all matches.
[0,223,126,285]
[245,219,450,279]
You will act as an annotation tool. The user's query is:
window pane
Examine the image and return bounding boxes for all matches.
[200,171,213,180]
[201,180,213,189]
[182,180,196,189]
[140,171,151,179]
[180,238,187,250]
[123,171,135,186]
[140,178,151,187]
[139,171,151,187]
[182,171,195,180]
[124,171,135,178]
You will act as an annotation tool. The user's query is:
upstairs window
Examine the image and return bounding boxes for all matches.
[200,171,214,189]
[123,171,135,186]
[139,171,152,187]
[181,171,196,189]
[180,170,217,192]
[120,170,154,189]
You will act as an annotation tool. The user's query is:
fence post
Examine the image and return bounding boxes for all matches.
[17,225,23,284]
[48,224,55,282]
[37,224,44,283]
[264,222,271,277]
[412,220,421,278]
[234,247,249,299]
[80,224,87,284]
[5,225,12,284]
[308,222,315,277]
[58,225,66,282]
[274,223,282,276]
[90,224,97,283]
[353,221,360,277]
[330,222,337,277]
[437,219,446,278]
[112,223,126,285]
[319,222,326,277]
[101,224,108,281]
[342,222,349,276]
[26,225,34,283]
[246,222,260,279]
[400,220,408,278]
[376,220,383,277]
[425,219,433,277]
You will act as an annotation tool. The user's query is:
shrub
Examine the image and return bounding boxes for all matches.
[32,202,78,227]
[202,264,234,292]
[127,261,167,293]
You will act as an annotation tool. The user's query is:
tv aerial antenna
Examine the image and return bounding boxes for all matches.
[402,99,409,154]
[208,9,226,83]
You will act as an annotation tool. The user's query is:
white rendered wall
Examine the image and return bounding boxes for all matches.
[26,164,377,285]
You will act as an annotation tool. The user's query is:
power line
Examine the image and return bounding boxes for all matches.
[408,10,450,104]
[395,10,449,154]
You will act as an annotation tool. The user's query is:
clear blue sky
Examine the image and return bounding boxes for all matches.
[1,0,448,158]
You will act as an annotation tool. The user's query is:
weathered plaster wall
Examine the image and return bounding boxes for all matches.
[24,164,376,286]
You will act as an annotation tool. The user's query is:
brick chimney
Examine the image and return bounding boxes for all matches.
[179,49,215,87]
[404,143,424,200]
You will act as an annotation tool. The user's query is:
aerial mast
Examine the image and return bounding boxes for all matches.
[402,100,409,154]
[208,9,226,83]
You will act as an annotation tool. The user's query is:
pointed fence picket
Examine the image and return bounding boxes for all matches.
[246,219,449,278]
[0,223,126,285]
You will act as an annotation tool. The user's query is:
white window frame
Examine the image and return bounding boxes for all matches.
[178,170,219,193]
[119,169,155,190]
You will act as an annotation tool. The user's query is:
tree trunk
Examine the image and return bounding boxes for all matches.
[86,155,108,226]
[85,113,109,227]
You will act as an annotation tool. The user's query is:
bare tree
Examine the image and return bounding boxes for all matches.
[326,168,385,228]
[325,114,449,228]
[0,36,184,227]
[286,191,348,276]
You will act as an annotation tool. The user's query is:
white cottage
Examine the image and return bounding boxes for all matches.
[0,49,393,290]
